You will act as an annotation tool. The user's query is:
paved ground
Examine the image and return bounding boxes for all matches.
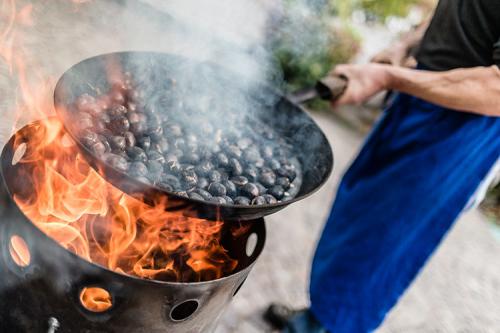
[217,112,500,333]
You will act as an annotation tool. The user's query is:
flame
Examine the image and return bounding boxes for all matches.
[1,0,55,135]
[1,1,239,283]
[0,0,17,72]
[80,287,113,313]
[9,235,31,267]
[12,119,238,282]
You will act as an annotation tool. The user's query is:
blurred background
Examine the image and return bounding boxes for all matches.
[220,0,500,332]
[1,0,499,332]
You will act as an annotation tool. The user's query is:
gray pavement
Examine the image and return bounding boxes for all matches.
[217,112,500,333]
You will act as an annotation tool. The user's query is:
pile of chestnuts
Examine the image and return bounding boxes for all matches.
[72,73,301,206]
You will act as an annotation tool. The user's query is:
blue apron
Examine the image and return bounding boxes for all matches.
[309,91,500,332]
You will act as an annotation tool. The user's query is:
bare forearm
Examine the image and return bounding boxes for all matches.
[385,65,500,116]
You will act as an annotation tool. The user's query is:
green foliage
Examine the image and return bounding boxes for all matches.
[272,0,361,91]
[360,0,419,19]
[274,24,360,91]
[274,0,423,101]
[328,0,360,19]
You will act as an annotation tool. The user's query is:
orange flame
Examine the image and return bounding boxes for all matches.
[1,0,56,135]
[9,235,31,267]
[80,287,113,313]
[1,1,239,283]
[12,119,238,282]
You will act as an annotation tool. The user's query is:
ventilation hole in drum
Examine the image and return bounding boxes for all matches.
[233,278,247,297]
[170,300,199,321]
[9,235,31,267]
[245,233,258,257]
[12,142,27,165]
[79,287,113,313]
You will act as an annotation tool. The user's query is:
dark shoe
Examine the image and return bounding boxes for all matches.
[264,304,303,329]
[264,304,328,333]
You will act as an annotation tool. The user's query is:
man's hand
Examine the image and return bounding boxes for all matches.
[332,63,391,106]
[332,63,500,116]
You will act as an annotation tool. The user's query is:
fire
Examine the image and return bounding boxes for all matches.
[1,1,240,283]
[80,287,113,313]
[9,234,31,267]
[1,0,246,287]
[1,0,56,134]
[12,119,238,282]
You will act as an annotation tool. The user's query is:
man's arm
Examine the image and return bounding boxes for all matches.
[333,63,500,117]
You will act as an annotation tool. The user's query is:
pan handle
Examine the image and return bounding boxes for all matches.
[316,75,348,102]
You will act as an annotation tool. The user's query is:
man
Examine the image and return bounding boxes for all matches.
[265,0,500,332]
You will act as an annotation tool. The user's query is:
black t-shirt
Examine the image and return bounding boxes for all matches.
[416,0,500,71]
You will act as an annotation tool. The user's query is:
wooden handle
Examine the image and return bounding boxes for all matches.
[316,75,348,101]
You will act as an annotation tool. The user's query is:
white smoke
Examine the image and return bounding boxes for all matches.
[0,0,332,297]
[0,0,332,145]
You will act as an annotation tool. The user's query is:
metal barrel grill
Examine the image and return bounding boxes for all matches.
[0,122,265,332]
[0,52,334,332]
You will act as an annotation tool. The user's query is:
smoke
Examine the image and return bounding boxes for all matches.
[277,1,334,59]
[122,0,333,151]
[0,0,331,140]
[0,0,332,293]
[128,0,285,129]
